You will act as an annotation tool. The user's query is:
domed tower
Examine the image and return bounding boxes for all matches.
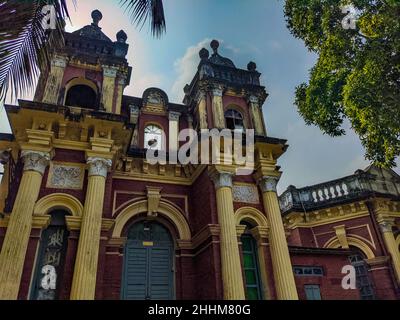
[34,9,131,115]
[184,39,267,136]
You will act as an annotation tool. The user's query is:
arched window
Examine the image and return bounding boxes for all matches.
[240,222,263,300]
[65,85,97,109]
[30,210,69,300]
[144,125,163,150]
[225,109,244,131]
[349,247,375,300]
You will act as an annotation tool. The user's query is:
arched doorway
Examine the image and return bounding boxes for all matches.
[240,222,263,300]
[349,247,375,300]
[121,221,174,300]
[30,210,69,300]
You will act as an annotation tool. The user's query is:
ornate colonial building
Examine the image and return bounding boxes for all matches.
[0,10,399,300]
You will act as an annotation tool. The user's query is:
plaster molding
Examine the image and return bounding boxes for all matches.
[21,150,51,175]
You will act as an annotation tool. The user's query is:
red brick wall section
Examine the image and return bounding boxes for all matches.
[369,265,398,299]
[17,229,41,299]
[59,230,79,300]
[189,170,218,234]
[291,253,361,300]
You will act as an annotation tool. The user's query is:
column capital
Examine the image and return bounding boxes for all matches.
[212,87,224,97]
[195,90,206,102]
[248,95,259,104]
[21,150,51,175]
[379,220,394,233]
[258,176,279,193]
[87,157,112,178]
[102,65,118,78]
[51,55,67,68]
[168,111,181,121]
[210,171,233,189]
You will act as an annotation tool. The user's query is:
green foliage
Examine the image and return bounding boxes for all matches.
[284,0,400,167]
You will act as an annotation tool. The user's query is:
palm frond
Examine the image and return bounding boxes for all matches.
[0,0,71,102]
[120,0,166,38]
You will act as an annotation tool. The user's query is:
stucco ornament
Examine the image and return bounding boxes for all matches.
[21,150,51,175]
[48,164,84,189]
[259,176,279,193]
[87,157,112,178]
[233,184,260,204]
[211,171,233,189]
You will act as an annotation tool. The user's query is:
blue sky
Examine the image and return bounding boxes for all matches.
[0,0,398,193]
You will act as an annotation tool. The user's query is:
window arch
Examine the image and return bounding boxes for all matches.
[65,84,97,109]
[349,247,375,300]
[144,124,164,150]
[225,109,244,131]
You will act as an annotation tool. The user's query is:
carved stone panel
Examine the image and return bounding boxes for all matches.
[233,183,260,204]
[46,162,85,190]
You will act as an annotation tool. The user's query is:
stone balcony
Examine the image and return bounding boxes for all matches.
[279,166,400,215]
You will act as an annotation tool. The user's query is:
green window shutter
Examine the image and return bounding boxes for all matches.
[241,234,263,300]
[304,285,321,300]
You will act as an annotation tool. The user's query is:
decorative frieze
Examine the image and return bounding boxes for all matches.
[46,162,85,190]
[233,184,259,204]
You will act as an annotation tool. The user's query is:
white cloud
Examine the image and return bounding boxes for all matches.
[170,38,211,103]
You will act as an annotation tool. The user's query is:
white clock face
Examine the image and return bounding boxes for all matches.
[144,125,163,150]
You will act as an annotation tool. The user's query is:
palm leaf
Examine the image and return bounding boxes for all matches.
[0,0,71,102]
[120,0,166,38]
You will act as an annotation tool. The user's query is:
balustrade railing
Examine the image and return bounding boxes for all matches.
[279,173,374,214]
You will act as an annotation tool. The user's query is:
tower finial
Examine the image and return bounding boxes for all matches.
[91,10,103,27]
[210,40,219,54]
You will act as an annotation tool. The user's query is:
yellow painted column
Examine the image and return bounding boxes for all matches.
[248,95,266,136]
[258,176,298,300]
[168,111,181,163]
[211,171,245,300]
[379,220,400,284]
[212,87,225,129]
[250,226,270,300]
[0,151,50,299]
[42,56,67,104]
[70,157,111,300]
[196,90,208,129]
[101,66,118,113]
[114,77,126,115]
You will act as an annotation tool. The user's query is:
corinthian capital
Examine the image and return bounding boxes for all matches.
[87,157,112,178]
[210,171,233,190]
[21,151,51,175]
[258,176,279,193]
[248,95,259,104]
[379,220,393,233]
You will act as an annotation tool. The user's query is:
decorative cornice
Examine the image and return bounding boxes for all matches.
[87,157,112,178]
[21,150,51,175]
[258,176,279,193]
